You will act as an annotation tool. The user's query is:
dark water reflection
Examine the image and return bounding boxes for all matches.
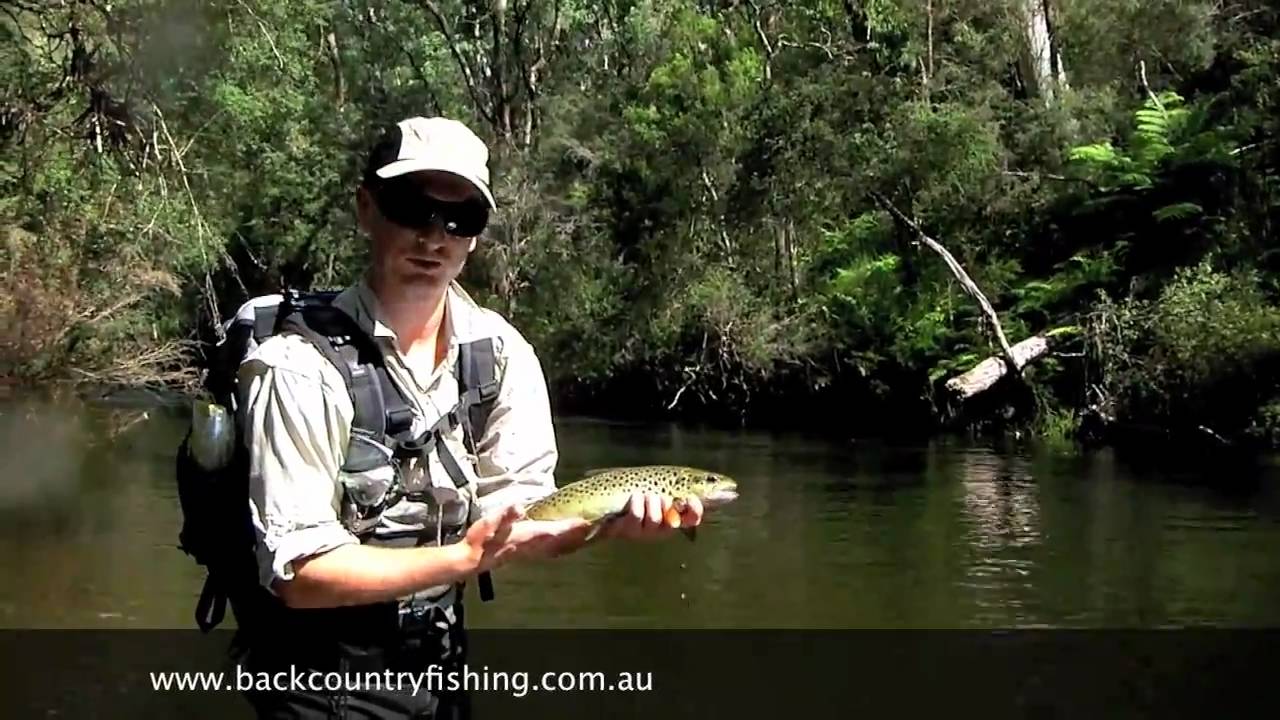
[1,392,1278,629]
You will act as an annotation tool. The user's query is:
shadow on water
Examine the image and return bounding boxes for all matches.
[1,391,1278,630]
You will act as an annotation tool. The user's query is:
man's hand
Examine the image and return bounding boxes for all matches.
[462,506,593,573]
[603,493,704,541]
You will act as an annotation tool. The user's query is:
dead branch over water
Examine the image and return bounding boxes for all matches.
[869,191,1023,377]
[868,192,1084,403]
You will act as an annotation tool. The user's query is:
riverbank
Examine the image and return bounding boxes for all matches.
[5,364,1275,465]
[7,257,1278,454]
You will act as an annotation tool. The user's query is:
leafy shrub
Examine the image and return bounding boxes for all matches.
[1088,261,1280,436]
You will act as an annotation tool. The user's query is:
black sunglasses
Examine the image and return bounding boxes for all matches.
[370,180,490,237]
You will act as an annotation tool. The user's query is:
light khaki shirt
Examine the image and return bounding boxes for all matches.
[236,280,557,595]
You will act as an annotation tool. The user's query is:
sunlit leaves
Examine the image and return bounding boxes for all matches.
[1068,90,1233,193]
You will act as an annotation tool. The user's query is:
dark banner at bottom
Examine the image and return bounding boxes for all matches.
[2,630,1276,718]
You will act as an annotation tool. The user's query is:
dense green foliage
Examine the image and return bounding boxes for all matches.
[3,0,1278,447]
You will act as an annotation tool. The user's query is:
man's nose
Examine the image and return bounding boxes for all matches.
[413,221,445,245]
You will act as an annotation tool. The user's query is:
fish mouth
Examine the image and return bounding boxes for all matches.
[702,487,739,508]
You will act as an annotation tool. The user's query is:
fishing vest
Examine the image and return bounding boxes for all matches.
[175,288,499,641]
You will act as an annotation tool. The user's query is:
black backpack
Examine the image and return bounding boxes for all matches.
[175,289,500,632]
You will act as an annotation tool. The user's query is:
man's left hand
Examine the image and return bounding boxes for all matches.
[603,492,704,541]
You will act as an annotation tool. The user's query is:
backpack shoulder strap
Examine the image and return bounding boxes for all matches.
[272,291,415,444]
[455,337,502,603]
[456,337,501,454]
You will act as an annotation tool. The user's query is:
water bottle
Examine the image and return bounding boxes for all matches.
[190,401,235,471]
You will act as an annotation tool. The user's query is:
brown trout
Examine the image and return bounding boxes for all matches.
[524,465,739,540]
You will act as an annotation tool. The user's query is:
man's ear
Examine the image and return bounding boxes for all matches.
[355,186,374,233]
[468,237,478,253]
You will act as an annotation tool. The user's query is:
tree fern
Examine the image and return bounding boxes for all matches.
[1066,89,1234,228]
[1068,91,1189,191]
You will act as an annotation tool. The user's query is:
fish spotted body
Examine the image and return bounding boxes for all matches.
[524,465,739,540]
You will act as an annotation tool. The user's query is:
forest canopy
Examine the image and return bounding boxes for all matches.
[3,0,1278,448]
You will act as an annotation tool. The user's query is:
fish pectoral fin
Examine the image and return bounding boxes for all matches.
[585,512,626,543]
[681,526,698,543]
[584,523,606,543]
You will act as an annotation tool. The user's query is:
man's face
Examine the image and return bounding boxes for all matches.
[358,170,486,298]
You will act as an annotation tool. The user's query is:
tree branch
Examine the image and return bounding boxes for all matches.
[412,0,495,126]
[869,191,1022,376]
[233,0,286,72]
[776,34,837,61]
[153,104,237,338]
[744,0,775,81]
[324,26,345,107]
[401,45,443,115]
[1137,59,1164,114]
[926,0,934,82]
[1002,169,1100,191]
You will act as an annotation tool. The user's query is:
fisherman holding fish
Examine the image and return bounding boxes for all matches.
[219,117,709,718]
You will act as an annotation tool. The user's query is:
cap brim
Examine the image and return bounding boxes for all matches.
[374,159,496,209]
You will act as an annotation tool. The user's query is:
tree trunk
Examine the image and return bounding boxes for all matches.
[325,28,344,107]
[492,0,512,143]
[1019,0,1066,105]
[774,221,783,279]
[785,220,798,299]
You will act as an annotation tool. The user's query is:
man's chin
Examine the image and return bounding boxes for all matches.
[371,266,442,293]
[399,271,454,296]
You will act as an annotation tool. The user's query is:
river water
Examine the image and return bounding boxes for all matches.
[2,390,1279,630]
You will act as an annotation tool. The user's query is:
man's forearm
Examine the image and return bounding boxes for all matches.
[274,542,480,609]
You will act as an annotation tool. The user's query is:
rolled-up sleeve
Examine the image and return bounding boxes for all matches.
[237,340,359,592]
[471,331,559,514]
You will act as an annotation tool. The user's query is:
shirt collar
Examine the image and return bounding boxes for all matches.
[333,277,397,341]
[333,278,484,349]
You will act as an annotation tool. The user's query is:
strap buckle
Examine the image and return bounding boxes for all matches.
[396,585,460,631]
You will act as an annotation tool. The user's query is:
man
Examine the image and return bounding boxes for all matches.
[232,116,703,717]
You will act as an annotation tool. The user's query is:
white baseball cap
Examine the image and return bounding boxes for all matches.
[363,116,496,209]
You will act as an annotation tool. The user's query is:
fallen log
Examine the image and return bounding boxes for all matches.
[944,326,1081,401]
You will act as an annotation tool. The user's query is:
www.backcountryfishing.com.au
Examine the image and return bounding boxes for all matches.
[149,664,655,698]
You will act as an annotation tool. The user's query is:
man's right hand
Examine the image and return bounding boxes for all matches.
[462,506,593,574]
[279,507,593,609]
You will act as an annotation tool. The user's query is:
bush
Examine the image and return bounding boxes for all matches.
[1088,261,1280,438]
[1,220,197,389]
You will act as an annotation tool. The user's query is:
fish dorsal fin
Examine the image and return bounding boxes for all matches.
[581,466,627,478]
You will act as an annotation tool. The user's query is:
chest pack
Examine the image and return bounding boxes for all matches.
[175,289,500,632]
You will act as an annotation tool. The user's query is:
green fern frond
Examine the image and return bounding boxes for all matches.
[1116,172,1154,188]
[1134,109,1168,127]
[1068,142,1118,165]
[1152,202,1203,222]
